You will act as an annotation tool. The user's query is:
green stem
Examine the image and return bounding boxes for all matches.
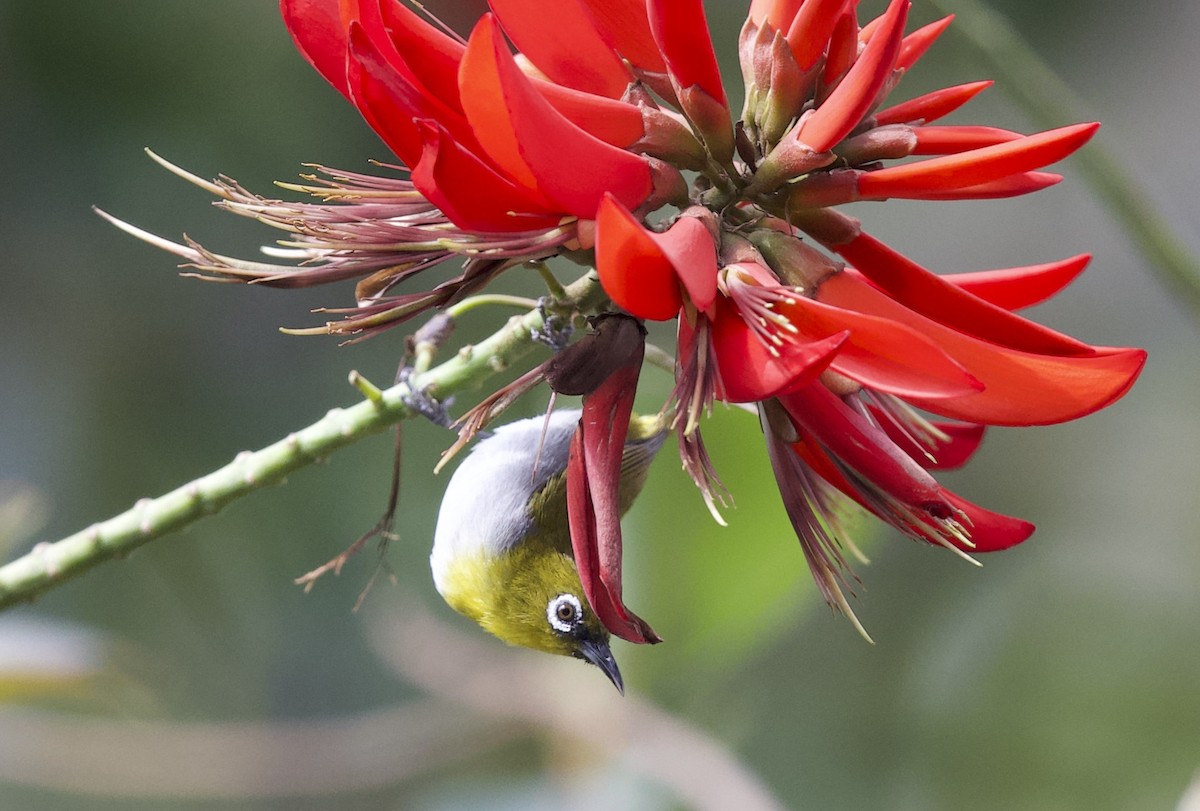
[0,274,608,610]
[926,0,1200,317]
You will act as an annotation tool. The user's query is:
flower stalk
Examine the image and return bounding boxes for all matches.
[0,274,608,610]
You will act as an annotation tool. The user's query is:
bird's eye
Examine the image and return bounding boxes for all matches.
[547,593,582,634]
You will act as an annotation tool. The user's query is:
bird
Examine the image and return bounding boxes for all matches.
[431,408,666,693]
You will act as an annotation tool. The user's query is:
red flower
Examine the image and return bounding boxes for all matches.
[111,0,1146,640]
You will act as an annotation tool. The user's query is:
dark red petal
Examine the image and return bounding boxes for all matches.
[873,80,993,126]
[566,328,661,644]
[829,230,1095,356]
[798,0,908,152]
[817,273,1147,426]
[281,0,352,97]
[646,0,727,107]
[777,293,983,399]
[942,255,1090,310]
[411,121,561,232]
[857,122,1099,197]
[780,384,950,513]
[868,407,986,470]
[595,195,684,320]
[709,300,846,403]
[459,16,653,218]
[489,0,632,97]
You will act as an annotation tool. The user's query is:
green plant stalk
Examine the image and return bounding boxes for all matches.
[927,0,1200,317]
[0,273,607,611]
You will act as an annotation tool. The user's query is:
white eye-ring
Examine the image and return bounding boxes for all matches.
[547,593,583,634]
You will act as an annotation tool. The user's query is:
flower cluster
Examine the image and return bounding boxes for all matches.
[115,0,1144,639]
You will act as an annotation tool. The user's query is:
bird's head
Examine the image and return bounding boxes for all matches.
[438,542,624,693]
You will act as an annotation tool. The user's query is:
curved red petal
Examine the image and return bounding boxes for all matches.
[817,273,1147,425]
[896,14,953,71]
[778,294,983,399]
[780,383,949,513]
[459,16,653,218]
[786,0,853,70]
[798,0,907,152]
[830,231,1094,356]
[411,121,561,232]
[873,80,993,126]
[943,255,1090,311]
[595,196,684,320]
[710,301,846,402]
[911,125,1023,155]
[656,217,718,314]
[281,0,353,97]
[534,81,646,148]
[939,489,1035,552]
[858,122,1099,197]
[489,0,632,97]
[883,172,1062,200]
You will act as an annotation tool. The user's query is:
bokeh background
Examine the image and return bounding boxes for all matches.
[2,0,1198,808]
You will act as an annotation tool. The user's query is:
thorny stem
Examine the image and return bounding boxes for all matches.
[0,274,609,611]
[927,0,1200,318]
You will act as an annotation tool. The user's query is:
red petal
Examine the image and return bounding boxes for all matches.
[489,0,632,97]
[578,0,667,73]
[780,384,950,513]
[896,15,953,71]
[777,293,983,399]
[868,407,986,470]
[646,0,727,107]
[281,0,352,97]
[873,80,993,126]
[657,217,719,314]
[708,301,846,402]
[411,121,561,232]
[821,8,860,87]
[377,0,466,114]
[595,196,685,320]
[786,0,854,70]
[459,16,653,218]
[817,273,1147,425]
[940,489,1035,552]
[911,125,1023,154]
[830,231,1095,356]
[942,255,1090,310]
[533,81,646,148]
[750,0,805,30]
[888,172,1062,200]
[798,0,908,152]
[345,21,427,166]
[857,122,1099,197]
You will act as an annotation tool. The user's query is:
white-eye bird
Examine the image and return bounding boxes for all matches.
[431,409,666,693]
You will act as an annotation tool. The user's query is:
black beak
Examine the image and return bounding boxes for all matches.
[577,637,624,695]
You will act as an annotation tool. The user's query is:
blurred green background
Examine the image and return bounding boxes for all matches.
[2,0,1198,808]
